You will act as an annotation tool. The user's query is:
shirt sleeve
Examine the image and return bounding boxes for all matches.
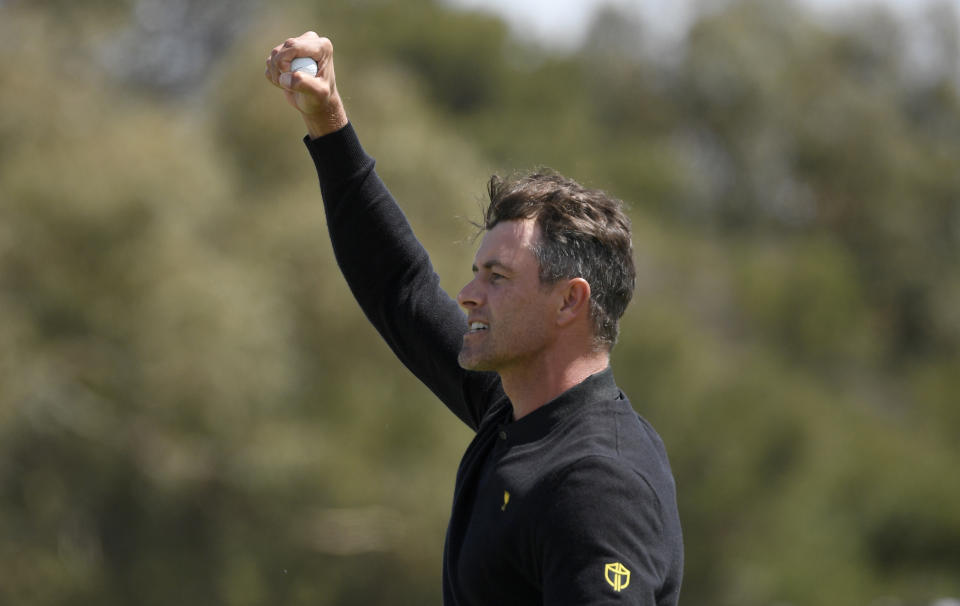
[303,124,501,430]
[537,456,674,606]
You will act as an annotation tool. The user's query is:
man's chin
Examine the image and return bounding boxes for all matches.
[458,351,493,372]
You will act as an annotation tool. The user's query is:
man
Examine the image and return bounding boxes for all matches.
[265,31,683,605]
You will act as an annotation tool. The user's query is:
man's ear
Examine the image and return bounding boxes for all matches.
[556,278,591,327]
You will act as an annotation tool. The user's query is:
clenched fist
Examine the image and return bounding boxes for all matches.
[265,31,348,138]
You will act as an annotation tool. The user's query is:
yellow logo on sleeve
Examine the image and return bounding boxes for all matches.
[604,562,631,592]
[501,491,510,511]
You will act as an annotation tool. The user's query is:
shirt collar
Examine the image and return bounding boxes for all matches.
[499,366,622,445]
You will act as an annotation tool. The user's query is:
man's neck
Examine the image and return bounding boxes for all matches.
[500,350,611,420]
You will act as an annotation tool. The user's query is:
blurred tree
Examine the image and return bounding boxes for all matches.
[105,0,259,96]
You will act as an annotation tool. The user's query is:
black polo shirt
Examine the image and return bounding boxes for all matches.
[447,368,682,605]
[306,124,683,605]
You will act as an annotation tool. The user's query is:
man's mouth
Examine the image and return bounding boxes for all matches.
[467,321,489,334]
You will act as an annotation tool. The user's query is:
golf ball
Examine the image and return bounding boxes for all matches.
[291,57,318,77]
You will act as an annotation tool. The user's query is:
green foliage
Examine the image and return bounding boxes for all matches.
[2,0,959,604]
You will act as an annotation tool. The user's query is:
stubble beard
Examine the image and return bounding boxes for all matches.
[458,333,501,372]
[458,344,490,372]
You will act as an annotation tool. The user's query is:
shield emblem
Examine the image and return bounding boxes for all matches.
[604,562,631,592]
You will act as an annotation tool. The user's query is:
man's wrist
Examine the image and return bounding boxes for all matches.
[303,97,349,139]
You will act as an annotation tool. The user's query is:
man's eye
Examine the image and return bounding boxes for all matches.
[490,273,504,281]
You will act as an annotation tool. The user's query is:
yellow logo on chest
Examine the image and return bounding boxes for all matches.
[501,490,510,511]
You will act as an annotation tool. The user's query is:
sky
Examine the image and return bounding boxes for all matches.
[444,0,960,49]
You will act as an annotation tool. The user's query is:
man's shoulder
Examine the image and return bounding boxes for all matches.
[542,397,677,503]
[559,397,670,466]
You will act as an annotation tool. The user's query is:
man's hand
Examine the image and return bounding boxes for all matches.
[265,31,349,139]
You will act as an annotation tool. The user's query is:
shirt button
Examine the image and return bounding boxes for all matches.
[499,430,507,440]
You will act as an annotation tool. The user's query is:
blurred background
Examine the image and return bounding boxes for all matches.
[2,0,959,604]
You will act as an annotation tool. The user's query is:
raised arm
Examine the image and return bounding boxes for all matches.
[264,32,502,429]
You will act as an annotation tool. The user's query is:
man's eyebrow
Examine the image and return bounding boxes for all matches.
[472,259,512,273]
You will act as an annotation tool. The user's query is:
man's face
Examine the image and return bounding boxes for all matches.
[456,219,560,373]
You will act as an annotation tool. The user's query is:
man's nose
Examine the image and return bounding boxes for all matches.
[457,277,481,309]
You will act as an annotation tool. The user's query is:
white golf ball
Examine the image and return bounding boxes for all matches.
[291,57,318,77]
